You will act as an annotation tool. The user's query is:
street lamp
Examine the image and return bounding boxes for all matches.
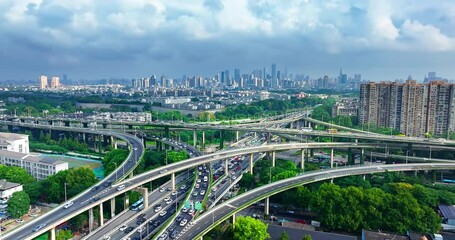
[114,162,118,180]
[64,182,68,202]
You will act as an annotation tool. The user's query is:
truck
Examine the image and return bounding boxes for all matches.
[431,233,443,240]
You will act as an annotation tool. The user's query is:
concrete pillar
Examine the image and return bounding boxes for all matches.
[50,227,56,240]
[271,151,276,167]
[110,198,116,218]
[267,133,271,144]
[129,172,133,178]
[178,132,181,142]
[232,213,236,226]
[171,173,176,191]
[290,121,294,129]
[236,131,239,142]
[300,149,305,171]
[89,208,94,232]
[114,141,118,149]
[225,159,229,176]
[124,194,130,209]
[330,178,334,183]
[136,187,149,208]
[99,203,104,226]
[82,133,86,142]
[219,130,224,149]
[265,197,270,216]
[193,129,197,147]
[360,149,365,164]
[202,131,205,150]
[249,154,254,174]
[330,148,334,168]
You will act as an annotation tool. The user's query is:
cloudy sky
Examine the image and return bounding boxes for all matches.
[1,0,455,81]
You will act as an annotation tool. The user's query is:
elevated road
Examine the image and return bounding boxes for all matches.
[0,122,145,240]
[181,163,455,239]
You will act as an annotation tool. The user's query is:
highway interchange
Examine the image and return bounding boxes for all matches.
[1,116,455,240]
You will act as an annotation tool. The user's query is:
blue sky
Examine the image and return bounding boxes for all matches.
[1,0,455,81]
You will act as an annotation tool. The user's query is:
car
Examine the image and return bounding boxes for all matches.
[118,225,128,231]
[63,201,74,209]
[91,185,99,191]
[164,196,171,202]
[159,169,168,174]
[171,191,177,196]
[167,187,172,191]
[176,215,183,222]
[197,179,201,183]
[232,176,237,180]
[195,184,200,189]
[189,209,195,215]
[179,218,188,226]
[159,210,167,216]
[159,187,165,192]
[153,220,161,227]
[137,213,146,219]
[193,192,198,196]
[158,232,168,240]
[102,236,111,240]
[149,219,156,225]
[200,190,206,195]
[165,199,172,205]
[0,226,6,231]
[154,206,162,212]
[91,196,100,203]
[15,219,24,223]
[137,226,145,233]
[169,225,176,233]
[29,213,38,217]
[33,223,47,232]
[180,185,186,190]
[125,226,134,233]
[182,207,188,213]
[116,185,125,191]
[136,218,145,225]
[103,180,113,187]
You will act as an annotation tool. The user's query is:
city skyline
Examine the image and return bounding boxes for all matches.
[1,1,455,81]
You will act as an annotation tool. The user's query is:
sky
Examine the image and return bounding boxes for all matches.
[1,0,455,82]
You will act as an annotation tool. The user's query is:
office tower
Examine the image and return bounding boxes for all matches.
[338,69,347,85]
[224,70,230,85]
[160,75,166,86]
[150,75,157,86]
[132,79,138,88]
[143,78,150,88]
[50,77,60,88]
[39,75,48,89]
[359,80,455,137]
[221,71,226,84]
[263,67,267,80]
[271,64,277,88]
[234,69,240,84]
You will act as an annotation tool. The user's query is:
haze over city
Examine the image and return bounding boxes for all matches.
[2,0,455,81]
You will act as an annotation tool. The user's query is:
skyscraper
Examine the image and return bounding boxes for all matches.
[271,64,277,88]
[234,69,240,84]
[39,75,48,89]
[50,77,60,88]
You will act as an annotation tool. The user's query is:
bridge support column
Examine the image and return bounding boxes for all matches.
[89,208,94,232]
[193,130,197,148]
[347,148,354,165]
[171,173,176,191]
[178,132,181,142]
[408,143,414,157]
[225,159,229,177]
[124,194,130,209]
[232,213,236,226]
[265,197,270,216]
[267,133,272,144]
[300,149,305,171]
[99,203,104,226]
[360,149,365,164]
[271,151,276,167]
[330,148,334,168]
[202,131,205,150]
[136,187,149,208]
[219,130,224,149]
[129,172,133,178]
[249,154,254,174]
[236,131,239,142]
[110,198,116,218]
[50,227,56,240]
[330,178,334,183]
[290,121,294,129]
[363,175,366,180]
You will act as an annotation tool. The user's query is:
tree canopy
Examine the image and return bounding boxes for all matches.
[8,191,30,219]
[232,216,270,240]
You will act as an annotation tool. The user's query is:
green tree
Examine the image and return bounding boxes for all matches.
[8,191,30,218]
[302,235,312,240]
[239,173,255,189]
[232,216,270,240]
[56,230,73,240]
[280,231,290,240]
[65,167,98,198]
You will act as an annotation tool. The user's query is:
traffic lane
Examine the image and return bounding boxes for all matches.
[89,177,192,239]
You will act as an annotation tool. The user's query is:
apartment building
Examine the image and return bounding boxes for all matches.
[359,80,455,137]
[0,150,68,180]
[0,132,29,154]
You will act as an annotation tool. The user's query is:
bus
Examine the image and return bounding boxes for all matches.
[130,198,144,211]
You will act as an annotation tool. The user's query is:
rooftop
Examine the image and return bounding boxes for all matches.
[0,132,28,141]
[439,204,455,219]
[0,179,21,191]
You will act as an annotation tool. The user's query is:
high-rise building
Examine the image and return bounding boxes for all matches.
[359,80,455,137]
[39,75,48,89]
[271,64,277,88]
[50,77,60,88]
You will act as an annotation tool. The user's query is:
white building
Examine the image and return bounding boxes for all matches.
[0,132,29,154]
[0,179,23,203]
[0,150,68,180]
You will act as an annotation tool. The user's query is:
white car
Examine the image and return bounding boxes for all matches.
[159,210,167,216]
[171,191,177,196]
[137,226,145,233]
[63,201,74,209]
[159,187,165,192]
[154,206,162,212]
[165,199,172,205]
[118,225,127,231]
[179,219,188,226]
[15,219,24,223]
[116,185,125,191]
[164,196,171,202]
[182,207,188,213]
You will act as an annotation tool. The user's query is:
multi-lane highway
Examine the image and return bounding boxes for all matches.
[181,163,455,239]
[0,124,145,240]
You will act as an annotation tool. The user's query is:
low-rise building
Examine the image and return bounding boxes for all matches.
[0,132,29,154]
[332,98,359,117]
[0,150,68,180]
[0,179,23,203]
